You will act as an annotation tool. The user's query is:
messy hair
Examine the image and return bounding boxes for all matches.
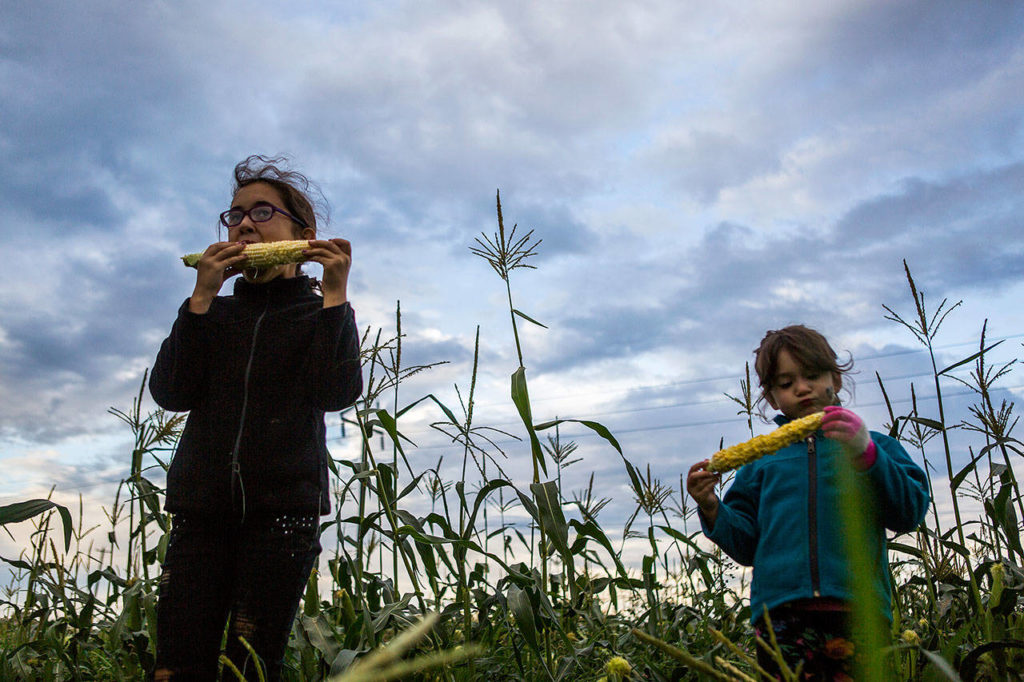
[228,155,329,279]
[230,154,328,237]
[753,324,854,414]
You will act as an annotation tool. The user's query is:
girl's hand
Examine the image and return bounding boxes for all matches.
[304,238,351,308]
[189,242,246,314]
[822,405,871,456]
[687,460,721,522]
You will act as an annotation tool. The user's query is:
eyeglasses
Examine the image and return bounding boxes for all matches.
[220,203,308,228]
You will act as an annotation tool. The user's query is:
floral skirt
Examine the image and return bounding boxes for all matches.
[754,602,857,681]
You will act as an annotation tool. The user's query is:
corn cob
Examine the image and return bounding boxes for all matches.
[708,411,824,473]
[181,240,310,268]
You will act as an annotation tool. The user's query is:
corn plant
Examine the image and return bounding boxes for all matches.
[5,201,1024,680]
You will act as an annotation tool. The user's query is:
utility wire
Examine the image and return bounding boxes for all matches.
[453,332,1024,410]
[31,333,1024,497]
[327,342,1021,447]
[328,376,1024,452]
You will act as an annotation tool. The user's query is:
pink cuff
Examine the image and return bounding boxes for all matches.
[852,440,876,471]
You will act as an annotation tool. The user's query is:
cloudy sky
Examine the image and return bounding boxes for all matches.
[2,0,1023,571]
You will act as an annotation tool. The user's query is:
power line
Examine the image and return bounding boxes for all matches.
[327,342,1020,447]
[38,333,1024,496]
[328,379,1024,453]
[460,332,1024,410]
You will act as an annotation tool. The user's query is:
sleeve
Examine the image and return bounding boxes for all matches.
[701,466,761,566]
[862,432,931,533]
[309,302,364,411]
[149,300,213,412]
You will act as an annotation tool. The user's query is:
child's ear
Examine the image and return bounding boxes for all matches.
[765,390,779,410]
[831,373,842,402]
[299,227,316,241]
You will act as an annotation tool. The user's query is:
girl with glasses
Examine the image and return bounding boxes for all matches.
[149,155,362,681]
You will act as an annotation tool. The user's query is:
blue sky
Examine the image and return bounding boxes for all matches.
[2,0,1023,569]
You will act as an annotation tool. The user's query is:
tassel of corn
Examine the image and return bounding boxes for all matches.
[181,240,310,268]
[708,411,824,473]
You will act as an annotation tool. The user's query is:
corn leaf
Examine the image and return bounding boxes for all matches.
[938,339,1004,376]
[535,418,642,499]
[530,481,573,583]
[510,366,547,476]
[951,443,997,491]
[918,649,962,681]
[507,585,543,665]
[513,308,548,329]
[0,499,73,551]
[571,519,631,581]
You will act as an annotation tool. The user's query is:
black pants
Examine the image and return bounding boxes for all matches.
[154,511,321,681]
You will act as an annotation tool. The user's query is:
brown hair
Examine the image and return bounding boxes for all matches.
[753,325,853,412]
[229,155,327,237]
[228,155,328,278]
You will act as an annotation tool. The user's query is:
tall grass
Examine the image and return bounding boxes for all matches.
[2,207,1023,680]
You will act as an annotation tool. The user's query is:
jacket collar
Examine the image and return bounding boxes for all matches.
[233,274,314,299]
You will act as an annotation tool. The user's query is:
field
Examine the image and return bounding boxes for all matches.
[2,197,1023,680]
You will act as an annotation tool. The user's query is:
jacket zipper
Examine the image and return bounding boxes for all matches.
[807,435,821,597]
[229,304,269,523]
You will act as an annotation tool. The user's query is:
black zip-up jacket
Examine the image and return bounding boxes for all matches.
[150,275,362,516]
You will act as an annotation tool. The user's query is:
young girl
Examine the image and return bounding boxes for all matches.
[149,156,362,681]
[687,325,929,680]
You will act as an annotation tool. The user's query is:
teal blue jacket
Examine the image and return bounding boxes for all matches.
[700,416,929,623]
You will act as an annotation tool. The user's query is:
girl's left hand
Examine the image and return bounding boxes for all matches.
[822,405,870,456]
[304,238,352,308]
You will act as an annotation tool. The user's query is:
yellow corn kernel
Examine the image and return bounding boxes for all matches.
[181,240,310,268]
[708,411,824,473]
[605,656,632,677]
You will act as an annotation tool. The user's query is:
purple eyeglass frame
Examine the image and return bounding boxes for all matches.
[220,202,309,229]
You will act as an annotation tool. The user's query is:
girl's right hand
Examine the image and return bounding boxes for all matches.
[189,242,247,314]
[687,460,721,520]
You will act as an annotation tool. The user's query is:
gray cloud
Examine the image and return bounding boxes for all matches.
[526,160,1024,374]
[0,0,1021,484]
[645,131,781,204]
[834,163,1024,290]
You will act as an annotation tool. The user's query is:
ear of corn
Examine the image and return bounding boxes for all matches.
[181,240,310,268]
[708,411,824,473]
